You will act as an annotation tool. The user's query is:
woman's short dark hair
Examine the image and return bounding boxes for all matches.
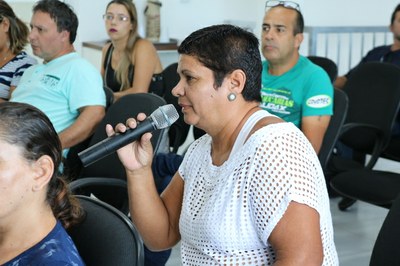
[178,24,262,102]
[0,102,83,228]
[33,0,78,44]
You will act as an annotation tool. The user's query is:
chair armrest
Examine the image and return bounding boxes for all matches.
[339,122,387,169]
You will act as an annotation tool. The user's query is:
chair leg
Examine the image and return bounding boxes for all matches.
[338,197,356,211]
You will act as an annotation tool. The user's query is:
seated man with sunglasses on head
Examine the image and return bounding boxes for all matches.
[260,0,333,155]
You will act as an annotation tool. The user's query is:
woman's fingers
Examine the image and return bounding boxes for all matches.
[105,113,147,137]
[136,112,147,122]
[105,124,115,137]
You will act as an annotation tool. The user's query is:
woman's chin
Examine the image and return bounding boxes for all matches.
[183,115,197,127]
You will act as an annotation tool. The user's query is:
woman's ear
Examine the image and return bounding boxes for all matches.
[229,69,246,94]
[32,155,54,192]
[1,17,10,33]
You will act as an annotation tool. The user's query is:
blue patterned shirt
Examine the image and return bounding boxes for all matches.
[3,220,85,266]
[0,51,37,99]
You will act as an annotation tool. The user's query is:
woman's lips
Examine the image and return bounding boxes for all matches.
[179,103,191,111]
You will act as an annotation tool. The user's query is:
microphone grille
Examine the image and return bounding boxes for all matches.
[151,104,180,129]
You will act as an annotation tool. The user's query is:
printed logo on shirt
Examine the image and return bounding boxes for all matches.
[260,92,294,114]
[306,95,332,108]
[41,74,60,88]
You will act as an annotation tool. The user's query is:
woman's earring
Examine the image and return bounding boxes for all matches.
[227,93,237,102]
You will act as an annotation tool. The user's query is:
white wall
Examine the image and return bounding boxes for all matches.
[160,0,398,42]
[8,0,400,53]
[303,0,396,27]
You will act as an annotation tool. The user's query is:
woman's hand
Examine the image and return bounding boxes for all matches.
[105,113,154,172]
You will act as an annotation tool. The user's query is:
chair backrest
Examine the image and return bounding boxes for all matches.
[81,93,166,178]
[70,177,130,214]
[67,195,144,266]
[308,55,338,83]
[340,62,400,154]
[318,88,349,170]
[370,194,400,266]
[162,62,190,153]
[78,93,167,210]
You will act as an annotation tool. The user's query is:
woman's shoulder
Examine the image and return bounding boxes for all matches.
[135,37,155,46]
[131,38,161,69]
[134,38,157,53]
[11,51,37,66]
[248,111,301,142]
[251,110,285,133]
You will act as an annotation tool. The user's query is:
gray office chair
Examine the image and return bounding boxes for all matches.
[318,88,349,172]
[308,55,338,83]
[329,62,400,210]
[67,195,144,266]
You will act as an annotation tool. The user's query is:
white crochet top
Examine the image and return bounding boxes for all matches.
[178,110,338,265]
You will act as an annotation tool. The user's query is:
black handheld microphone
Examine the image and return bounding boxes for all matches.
[78,104,179,167]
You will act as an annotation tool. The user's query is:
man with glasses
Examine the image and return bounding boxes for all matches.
[260,0,333,154]
[10,0,106,158]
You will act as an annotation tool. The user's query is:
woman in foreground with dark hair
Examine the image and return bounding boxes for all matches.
[0,102,84,265]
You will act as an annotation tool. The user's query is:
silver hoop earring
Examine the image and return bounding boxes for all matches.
[227,93,236,102]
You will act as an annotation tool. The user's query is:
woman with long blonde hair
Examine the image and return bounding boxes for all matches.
[101,0,163,103]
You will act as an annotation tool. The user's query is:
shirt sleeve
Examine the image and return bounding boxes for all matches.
[249,125,323,242]
[302,66,334,117]
[68,60,106,111]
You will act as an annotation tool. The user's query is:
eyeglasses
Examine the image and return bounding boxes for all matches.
[265,0,301,12]
[103,13,130,23]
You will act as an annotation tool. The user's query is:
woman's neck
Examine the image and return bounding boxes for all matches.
[210,104,260,166]
[0,207,56,264]
[112,36,129,52]
[0,46,15,68]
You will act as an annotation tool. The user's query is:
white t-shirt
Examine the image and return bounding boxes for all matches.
[179,110,338,265]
